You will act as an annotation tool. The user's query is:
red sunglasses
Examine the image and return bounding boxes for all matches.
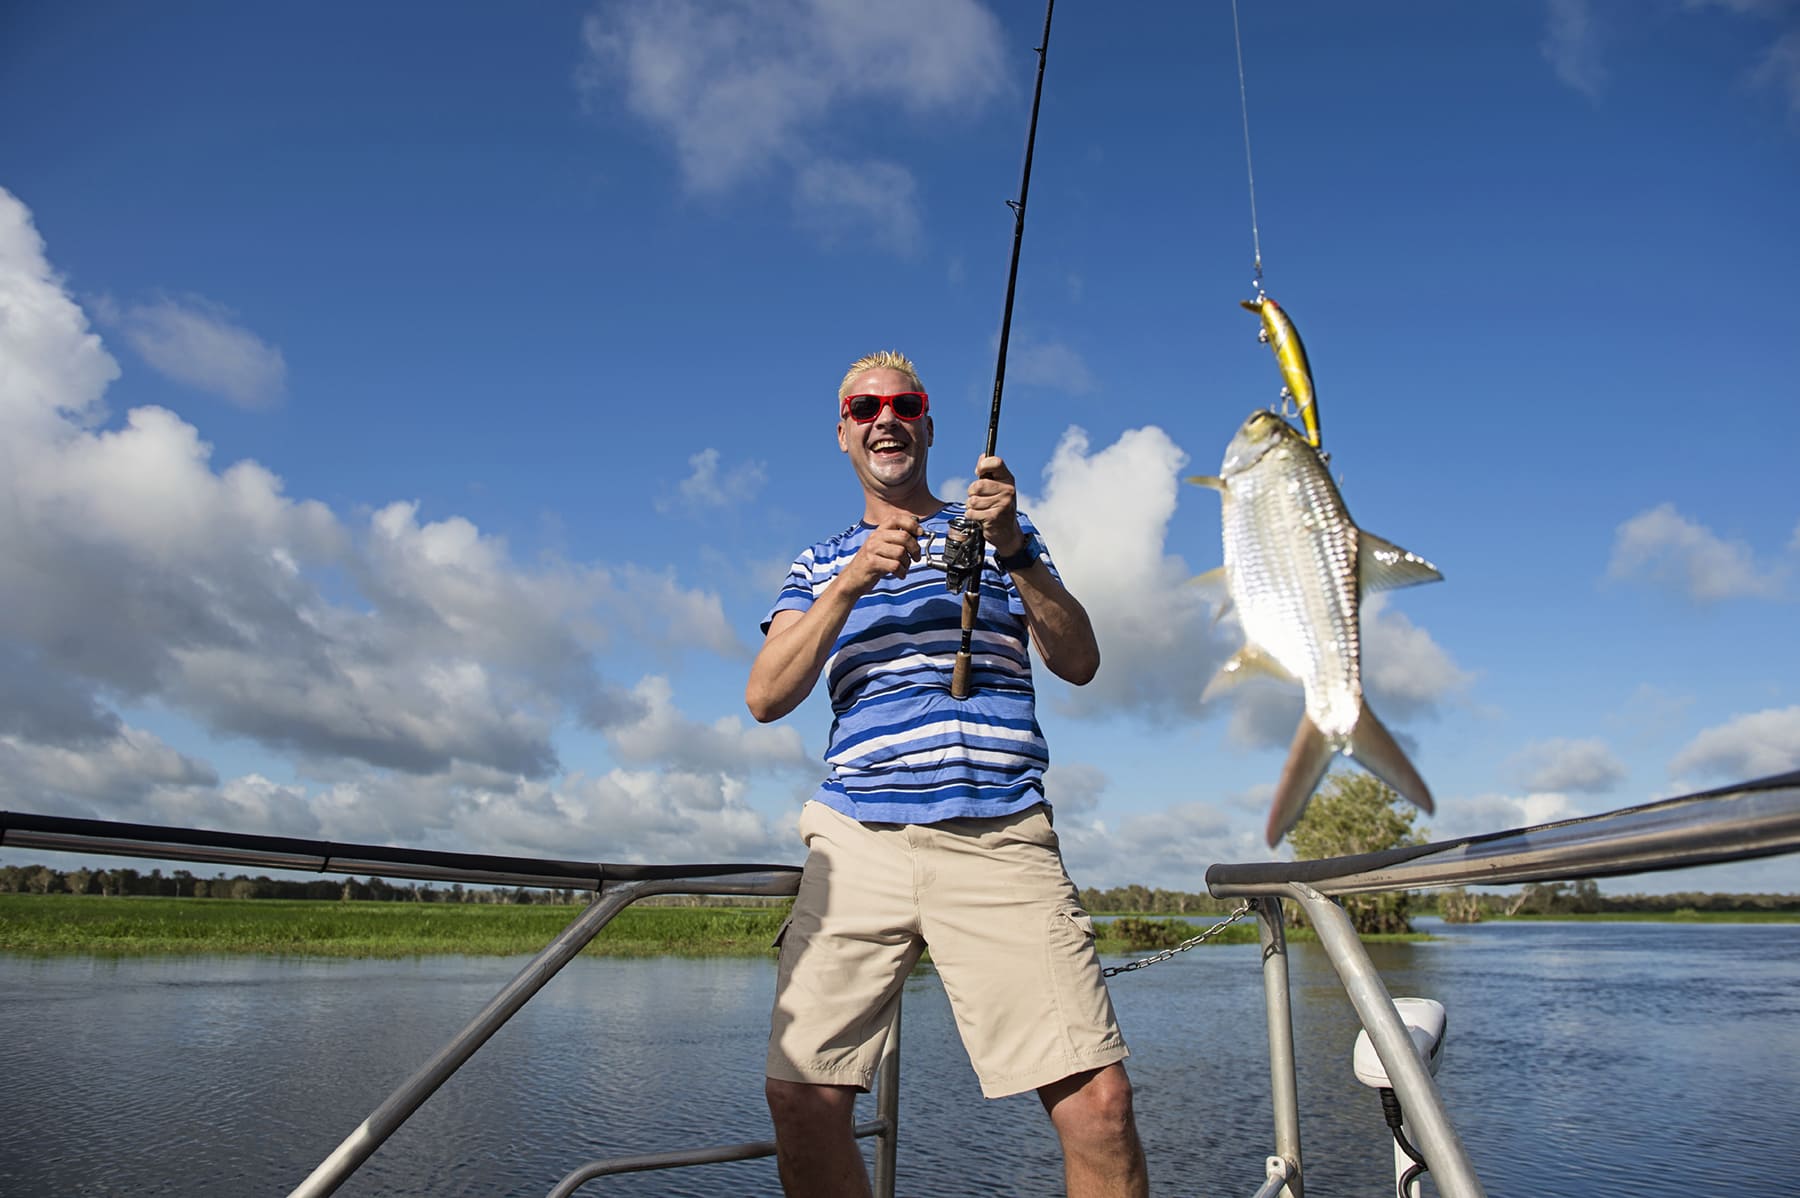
[841,392,929,423]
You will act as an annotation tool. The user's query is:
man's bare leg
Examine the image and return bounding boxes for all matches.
[766,1077,872,1198]
[1039,1063,1150,1198]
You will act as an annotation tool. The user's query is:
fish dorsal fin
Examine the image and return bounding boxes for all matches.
[1201,646,1294,703]
[1358,532,1443,592]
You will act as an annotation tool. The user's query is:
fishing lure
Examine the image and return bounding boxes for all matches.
[1240,294,1320,450]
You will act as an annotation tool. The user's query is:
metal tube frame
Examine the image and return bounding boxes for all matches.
[1252,897,1303,1198]
[288,870,804,1198]
[1211,881,1488,1198]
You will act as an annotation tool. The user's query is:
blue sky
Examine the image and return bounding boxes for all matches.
[2,0,1796,895]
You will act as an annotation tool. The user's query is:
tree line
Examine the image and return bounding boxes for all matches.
[0,863,582,906]
[5,859,1791,919]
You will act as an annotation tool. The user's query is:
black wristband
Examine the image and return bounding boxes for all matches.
[995,537,1040,573]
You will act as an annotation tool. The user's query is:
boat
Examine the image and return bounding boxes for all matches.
[3,769,1797,1197]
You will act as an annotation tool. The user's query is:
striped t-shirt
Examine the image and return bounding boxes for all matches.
[762,504,1057,825]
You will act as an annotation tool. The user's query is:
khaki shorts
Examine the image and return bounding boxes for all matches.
[766,800,1127,1099]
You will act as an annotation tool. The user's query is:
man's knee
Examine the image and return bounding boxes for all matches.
[766,1077,858,1132]
[1041,1064,1139,1138]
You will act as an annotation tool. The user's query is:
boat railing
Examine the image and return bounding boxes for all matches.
[1206,768,1800,1198]
[5,769,1797,1197]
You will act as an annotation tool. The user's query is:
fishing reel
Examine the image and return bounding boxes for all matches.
[941,514,985,595]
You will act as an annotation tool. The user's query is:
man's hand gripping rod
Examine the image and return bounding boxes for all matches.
[947,0,1054,700]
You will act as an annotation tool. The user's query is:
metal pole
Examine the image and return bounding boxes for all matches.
[1254,898,1303,1197]
[289,880,654,1197]
[1284,884,1486,1198]
[871,1000,902,1198]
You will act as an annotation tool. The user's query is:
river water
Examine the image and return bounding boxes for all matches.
[1,918,1795,1196]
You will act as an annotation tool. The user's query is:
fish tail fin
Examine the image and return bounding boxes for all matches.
[1267,715,1334,847]
[1347,703,1436,816]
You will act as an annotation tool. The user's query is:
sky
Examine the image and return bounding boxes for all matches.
[1,0,1797,896]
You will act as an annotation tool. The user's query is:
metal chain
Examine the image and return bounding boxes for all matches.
[1102,901,1255,976]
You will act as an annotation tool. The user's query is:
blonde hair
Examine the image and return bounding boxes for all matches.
[838,349,924,400]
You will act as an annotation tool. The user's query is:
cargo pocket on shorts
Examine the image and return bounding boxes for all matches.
[1045,904,1118,1059]
[1055,906,1096,945]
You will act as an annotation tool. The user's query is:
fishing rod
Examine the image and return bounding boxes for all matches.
[945,0,1055,701]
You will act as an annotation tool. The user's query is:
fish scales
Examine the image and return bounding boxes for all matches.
[1224,435,1362,739]
[1190,410,1442,846]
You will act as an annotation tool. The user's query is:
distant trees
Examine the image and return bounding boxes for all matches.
[0,857,1794,916]
[1288,773,1426,935]
[1078,886,1238,917]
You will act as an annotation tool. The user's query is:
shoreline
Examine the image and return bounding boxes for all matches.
[4,894,1792,958]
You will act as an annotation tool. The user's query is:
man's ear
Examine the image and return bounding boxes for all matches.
[837,418,849,453]
[926,415,934,447]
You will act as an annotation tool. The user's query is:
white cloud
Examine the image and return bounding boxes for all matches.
[1057,798,1261,890]
[0,185,757,851]
[1429,789,1591,843]
[1002,334,1099,395]
[1361,595,1472,721]
[1608,503,1786,601]
[1666,3,1800,115]
[448,768,790,863]
[0,190,117,438]
[792,159,923,255]
[606,675,813,774]
[1043,760,1107,819]
[578,0,1007,251]
[1023,425,1224,720]
[1670,706,1800,780]
[102,293,287,408]
[1749,29,1800,114]
[1541,0,1608,99]
[660,448,769,514]
[1505,737,1628,794]
[0,725,216,813]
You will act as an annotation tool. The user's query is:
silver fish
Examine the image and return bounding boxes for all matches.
[1190,410,1442,847]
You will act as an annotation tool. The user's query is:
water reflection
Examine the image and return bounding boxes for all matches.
[0,920,1794,1196]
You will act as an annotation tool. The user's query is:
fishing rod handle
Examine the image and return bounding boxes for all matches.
[950,590,980,699]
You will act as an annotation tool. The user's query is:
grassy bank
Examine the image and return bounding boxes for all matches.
[1,895,1279,957]
[15,895,1780,958]
[0,894,790,957]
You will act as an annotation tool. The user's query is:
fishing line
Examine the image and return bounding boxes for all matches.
[1231,0,1264,295]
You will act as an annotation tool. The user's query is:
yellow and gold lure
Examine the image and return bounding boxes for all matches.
[1240,294,1320,450]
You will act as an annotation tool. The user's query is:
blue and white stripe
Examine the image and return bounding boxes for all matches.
[763,504,1058,824]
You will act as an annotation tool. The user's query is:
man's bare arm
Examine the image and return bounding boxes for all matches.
[745,518,923,722]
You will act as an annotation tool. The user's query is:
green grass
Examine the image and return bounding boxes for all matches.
[22,895,1776,959]
[3,895,1289,958]
[0,894,792,957]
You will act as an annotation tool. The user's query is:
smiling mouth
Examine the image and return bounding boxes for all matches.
[871,437,908,457]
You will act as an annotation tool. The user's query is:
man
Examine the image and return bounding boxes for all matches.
[746,350,1148,1197]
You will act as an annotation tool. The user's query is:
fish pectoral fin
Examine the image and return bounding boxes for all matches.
[1358,532,1444,592]
[1267,716,1335,847]
[1187,567,1235,627]
[1201,646,1292,702]
[1346,704,1435,815]
[1186,474,1224,491]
